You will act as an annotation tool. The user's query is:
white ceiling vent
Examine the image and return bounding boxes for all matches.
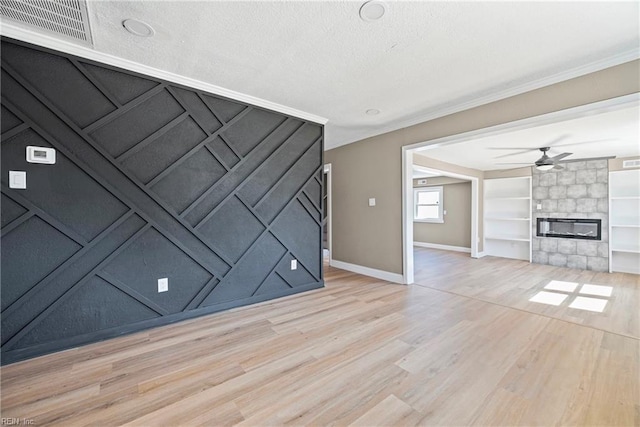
[622,159,640,168]
[0,0,93,46]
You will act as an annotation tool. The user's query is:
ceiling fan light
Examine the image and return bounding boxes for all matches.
[536,164,555,171]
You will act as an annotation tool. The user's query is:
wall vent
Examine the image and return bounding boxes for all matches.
[0,0,93,46]
[622,159,640,169]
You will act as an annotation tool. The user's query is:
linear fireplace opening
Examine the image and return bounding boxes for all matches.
[536,218,602,240]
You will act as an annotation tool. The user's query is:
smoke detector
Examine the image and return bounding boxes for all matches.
[122,19,155,37]
[359,1,387,22]
[0,0,93,46]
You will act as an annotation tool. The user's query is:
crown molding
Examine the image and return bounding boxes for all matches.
[325,48,640,150]
[0,22,329,125]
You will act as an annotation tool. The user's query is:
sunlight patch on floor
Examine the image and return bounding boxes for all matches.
[530,280,612,313]
[569,296,608,313]
[579,284,613,297]
[544,280,578,293]
[529,291,568,306]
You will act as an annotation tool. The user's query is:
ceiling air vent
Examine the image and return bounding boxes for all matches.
[623,159,640,168]
[0,0,93,46]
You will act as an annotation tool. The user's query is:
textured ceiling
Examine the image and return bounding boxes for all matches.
[4,1,639,149]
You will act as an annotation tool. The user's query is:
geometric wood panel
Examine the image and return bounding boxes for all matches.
[0,37,324,364]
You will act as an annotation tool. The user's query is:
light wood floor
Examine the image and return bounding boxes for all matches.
[1,249,638,426]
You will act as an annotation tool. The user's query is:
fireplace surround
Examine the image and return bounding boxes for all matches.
[536,218,602,240]
[531,159,609,272]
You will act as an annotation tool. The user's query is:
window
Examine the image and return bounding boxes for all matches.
[414,186,443,223]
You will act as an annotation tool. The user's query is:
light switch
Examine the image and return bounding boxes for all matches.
[158,278,168,293]
[291,259,297,270]
[9,171,26,189]
[536,203,542,210]
[368,198,376,207]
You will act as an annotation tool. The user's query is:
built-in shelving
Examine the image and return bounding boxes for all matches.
[484,177,532,261]
[609,169,640,274]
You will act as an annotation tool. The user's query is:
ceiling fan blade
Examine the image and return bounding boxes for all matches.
[546,134,571,147]
[550,152,572,161]
[492,149,537,159]
[552,164,564,170]
[495,167,531,173]
[558,155,616,163]
[550,138,617,148]
[487,147,538,150]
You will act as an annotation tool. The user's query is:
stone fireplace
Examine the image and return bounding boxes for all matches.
[532,159,608,271]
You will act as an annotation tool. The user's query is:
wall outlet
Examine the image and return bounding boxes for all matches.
[536,203,542,210]
[291,259,297,270]
[158,278,168,293]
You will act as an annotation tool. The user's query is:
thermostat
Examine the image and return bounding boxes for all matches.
[26,146,56,164]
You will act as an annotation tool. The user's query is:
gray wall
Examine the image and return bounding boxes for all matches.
[532,160,608,271]
[413,181,472,248]
[0,38,324,364]
[325,60,639,275]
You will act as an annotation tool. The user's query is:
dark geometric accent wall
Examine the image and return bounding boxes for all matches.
[0,38,324,364]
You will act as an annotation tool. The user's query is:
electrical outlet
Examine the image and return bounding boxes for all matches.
[291,259,297,270]
[158,278,168,293]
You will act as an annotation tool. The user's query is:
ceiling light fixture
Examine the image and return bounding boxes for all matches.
[359,0,387,22]
[122,19,155,37]
[536,164,555,171]
[366,109,380,115]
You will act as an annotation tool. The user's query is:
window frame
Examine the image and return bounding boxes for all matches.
[414,186,444,223]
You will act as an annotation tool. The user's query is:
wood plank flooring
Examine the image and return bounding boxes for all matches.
[1,249,638,426]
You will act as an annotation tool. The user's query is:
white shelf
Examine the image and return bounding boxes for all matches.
[611,247,640,254]
[485,217,530,221]
[610,252,640,274]
[486,235,531,242]
[484,177,532,262]
[609,170,640,274]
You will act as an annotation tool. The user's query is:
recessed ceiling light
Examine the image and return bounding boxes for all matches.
[366,109,380,115]
[122,19,155,37]
[359,1,387,22]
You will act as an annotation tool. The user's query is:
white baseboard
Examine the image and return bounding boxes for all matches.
[475,251,487,258]
[329,260,404,284]
[413,242,471,253]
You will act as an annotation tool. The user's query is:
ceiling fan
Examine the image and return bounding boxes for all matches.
[491,136,616,171]
[496,147,572,171]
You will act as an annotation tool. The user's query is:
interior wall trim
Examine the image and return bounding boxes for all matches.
[325,52,640,150]
[0,23,328,126]
[329,259,404,285]
[413,242,471,253]
[407,93,640,152]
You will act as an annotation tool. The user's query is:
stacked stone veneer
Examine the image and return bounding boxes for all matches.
[532,159,609,271]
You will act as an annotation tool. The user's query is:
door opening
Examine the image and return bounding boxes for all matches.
[323,164,332,263]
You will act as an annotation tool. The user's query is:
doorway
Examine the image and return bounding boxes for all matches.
[402,152,479,284]
[323,163,332,264]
